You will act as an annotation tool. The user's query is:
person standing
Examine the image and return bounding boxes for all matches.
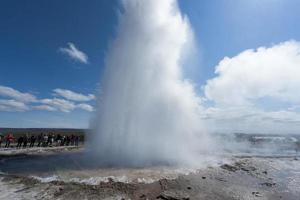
[37,133,43,147]
[70,134,75,146]
[48,134,53,147]
[5,134,14,148]
[51,134,55,146]
[17,136,24,148]
[75,136,79,146]
[29,135,36,147]
[66,136,70,146]
[61,135,66,146]
[56,134,62,146]
[23,134,28,148]
[43,134,48,147]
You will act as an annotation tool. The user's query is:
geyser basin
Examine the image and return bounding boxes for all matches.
[0,146,300,200]
[0,150,204,184]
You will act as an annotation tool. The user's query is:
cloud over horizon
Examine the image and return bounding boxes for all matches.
[0,85,95,113]
[59,42,89,64]
[203,41,300,134]
[205,41,300,106]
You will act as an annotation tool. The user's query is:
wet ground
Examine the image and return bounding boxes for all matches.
[0,147,299,200]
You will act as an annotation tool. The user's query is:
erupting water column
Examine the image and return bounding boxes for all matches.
[90,0,211,166]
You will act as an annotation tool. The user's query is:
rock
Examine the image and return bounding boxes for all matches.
[220,164,238,172]
[260,182,276,187]
[201,176,206,179]
[156,191,190,200]
[240,166,256,172]
[159,179,168,190]
[240,167,249,172]
[252,191,262,197]
[215,177,227,182]
[262,171,268,175]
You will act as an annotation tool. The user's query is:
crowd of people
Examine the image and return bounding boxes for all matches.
[0,133,83,148]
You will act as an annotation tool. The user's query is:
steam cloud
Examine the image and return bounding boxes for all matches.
[90,0,211,166]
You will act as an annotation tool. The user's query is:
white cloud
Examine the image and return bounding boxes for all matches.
[204,41,300,106]
[0,86,94,113]
[0,85,37,102]
[53,88,95,102]
[59,42,89,64]
[39,98,76,113]
[0,99,30,112]
[39,98,94,112]
[203,41,300,134]
[33,105,57,112]
[76,103,94,112]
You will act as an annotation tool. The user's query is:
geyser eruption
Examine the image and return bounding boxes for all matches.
[90,0,211,166]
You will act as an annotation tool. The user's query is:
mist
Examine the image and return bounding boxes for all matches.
[89,0,212,166]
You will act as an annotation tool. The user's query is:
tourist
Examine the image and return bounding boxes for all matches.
[66,136,71,146]
[75,136,79,146]
[56,134,62,146]
[0,132,84,149]
[48,134,53,147]
[17,136,24,148]
[43,134,48,147]
[37,133,43,147]
[82,135,84,144]
[23,134,28,148]
[70,134,75,146]
[51,134,55,146]
[61,135,66,146]
[5,133,14,148]
[29,135,36,147]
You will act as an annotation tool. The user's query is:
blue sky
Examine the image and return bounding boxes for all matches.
[1,0,300,131]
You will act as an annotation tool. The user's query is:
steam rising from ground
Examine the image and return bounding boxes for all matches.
[90,0,211,166]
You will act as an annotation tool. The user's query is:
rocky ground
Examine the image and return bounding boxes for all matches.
[0,147,299,200]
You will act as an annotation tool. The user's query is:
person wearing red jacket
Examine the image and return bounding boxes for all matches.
[5,133,14,148]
